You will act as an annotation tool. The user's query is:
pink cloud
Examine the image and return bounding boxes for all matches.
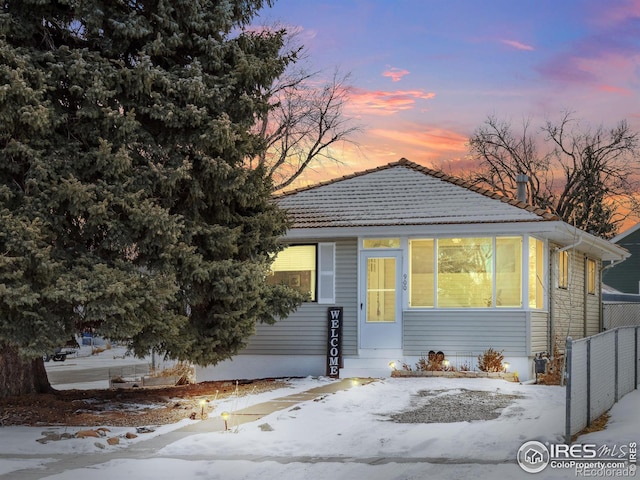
[370,127,468,152]
[501,39,535,51]
[382,67,410,82]
[540,50,639,90]
[597,84,634,95]
[593,0,640,26]
[348,88,436,115]
[538,2,640,91]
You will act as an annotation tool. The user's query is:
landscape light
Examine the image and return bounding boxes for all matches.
[503,362,510,372]
[199,399,206,418]
[221,411,230,431]
[388,361,397,371]
[351,378,359,387]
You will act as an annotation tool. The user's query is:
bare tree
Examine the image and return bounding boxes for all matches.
[468,112,640,238]
[252,55,361,191]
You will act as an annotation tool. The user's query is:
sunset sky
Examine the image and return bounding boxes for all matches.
[255,0,640,187]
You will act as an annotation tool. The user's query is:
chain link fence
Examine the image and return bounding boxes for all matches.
[565,326,639,443]
[603,302,640,329]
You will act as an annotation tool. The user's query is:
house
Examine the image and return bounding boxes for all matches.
[197,159,629,381]
[603,223,640,294]
[524,448,544,465]
[601,284,640,329]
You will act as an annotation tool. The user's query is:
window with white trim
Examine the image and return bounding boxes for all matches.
[267,243,335,304]
[558,250,569,289]
[587,258,596,295]
[528,238,545,309]
[409,236,524,308]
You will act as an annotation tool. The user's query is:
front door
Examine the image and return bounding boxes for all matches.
[360,251,402,349]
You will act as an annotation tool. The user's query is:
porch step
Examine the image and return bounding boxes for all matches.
[340,356,399,379]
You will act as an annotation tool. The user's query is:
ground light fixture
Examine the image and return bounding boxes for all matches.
[351,378,360,387]
[503,362,510,372]
[199,399,207,419]
[442,359,450,370]
[221,411,230,431]
[388,361,397,371]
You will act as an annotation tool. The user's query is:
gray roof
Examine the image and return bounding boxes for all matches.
[275,159,558,229]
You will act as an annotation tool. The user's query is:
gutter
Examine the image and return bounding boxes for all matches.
[556,233,583,253]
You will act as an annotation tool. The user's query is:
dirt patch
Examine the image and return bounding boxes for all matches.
[0,379,288,427]
[388,388,524,424]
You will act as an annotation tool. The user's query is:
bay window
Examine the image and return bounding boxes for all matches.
[438,237,493,308]
[409,236,540,309]
[529,238,545,308]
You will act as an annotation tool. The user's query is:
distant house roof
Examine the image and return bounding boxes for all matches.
[275,159,558,229]
[602,284,640,303]
[610,223,640,244]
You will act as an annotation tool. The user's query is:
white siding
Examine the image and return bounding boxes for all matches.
[585,259,601,336]
[551,246,602,349]
[530,311,550,354]
[241,238,358,356]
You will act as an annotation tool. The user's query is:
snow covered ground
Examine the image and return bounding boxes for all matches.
[1,354,638,480]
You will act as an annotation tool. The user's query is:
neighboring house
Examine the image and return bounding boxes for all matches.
[197,159,629,381]
[603,223,640,294]
[602,284,640,329]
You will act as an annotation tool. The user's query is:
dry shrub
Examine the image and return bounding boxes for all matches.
[572,412,609,442]
[537,354,564,385]
[458,362,472,372]
[149,362,195,385]
[416,351,452,371]
[477,348,504,372]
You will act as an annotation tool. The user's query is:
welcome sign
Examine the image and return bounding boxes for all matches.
[326,307,343,378]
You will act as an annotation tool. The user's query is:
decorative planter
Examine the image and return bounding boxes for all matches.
[391,370,518,382]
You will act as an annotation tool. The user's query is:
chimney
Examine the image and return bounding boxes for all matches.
[516,174,528,203]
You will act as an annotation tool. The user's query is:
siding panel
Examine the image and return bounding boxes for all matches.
[530,311,550,354]
[241,238,358,356]
[403,310,528,356]
[551,247,601,347]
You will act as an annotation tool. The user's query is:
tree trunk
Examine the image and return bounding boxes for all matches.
[0,343,53,398]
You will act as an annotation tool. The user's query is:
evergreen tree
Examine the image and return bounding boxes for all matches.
[0,0,304,396]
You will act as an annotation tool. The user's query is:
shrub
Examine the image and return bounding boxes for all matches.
[537,353,564,385]
[477,348,504,372]
[416,351,452,371]
[458,362,472,372]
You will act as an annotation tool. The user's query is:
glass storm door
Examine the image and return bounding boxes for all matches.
[360,251,402,349]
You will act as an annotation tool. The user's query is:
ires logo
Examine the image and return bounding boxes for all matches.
[517,441,637,476]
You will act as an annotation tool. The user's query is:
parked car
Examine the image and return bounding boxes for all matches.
[43,338,80,362]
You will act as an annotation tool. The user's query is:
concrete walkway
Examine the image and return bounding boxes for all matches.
[2,378,375,480]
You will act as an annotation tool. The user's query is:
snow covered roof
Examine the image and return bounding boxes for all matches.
[275,159,558,229]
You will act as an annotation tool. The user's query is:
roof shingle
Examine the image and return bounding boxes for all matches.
[275,159,558,228]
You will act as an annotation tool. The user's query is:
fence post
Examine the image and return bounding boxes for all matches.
[565,336,572,445]
[586,338,591,428]
[615,329,619,403]
[633,327,640,390]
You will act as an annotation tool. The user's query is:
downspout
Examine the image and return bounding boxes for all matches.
[556,234,583,253]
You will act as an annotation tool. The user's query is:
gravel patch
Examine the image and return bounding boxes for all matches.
[388,388,524,424]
